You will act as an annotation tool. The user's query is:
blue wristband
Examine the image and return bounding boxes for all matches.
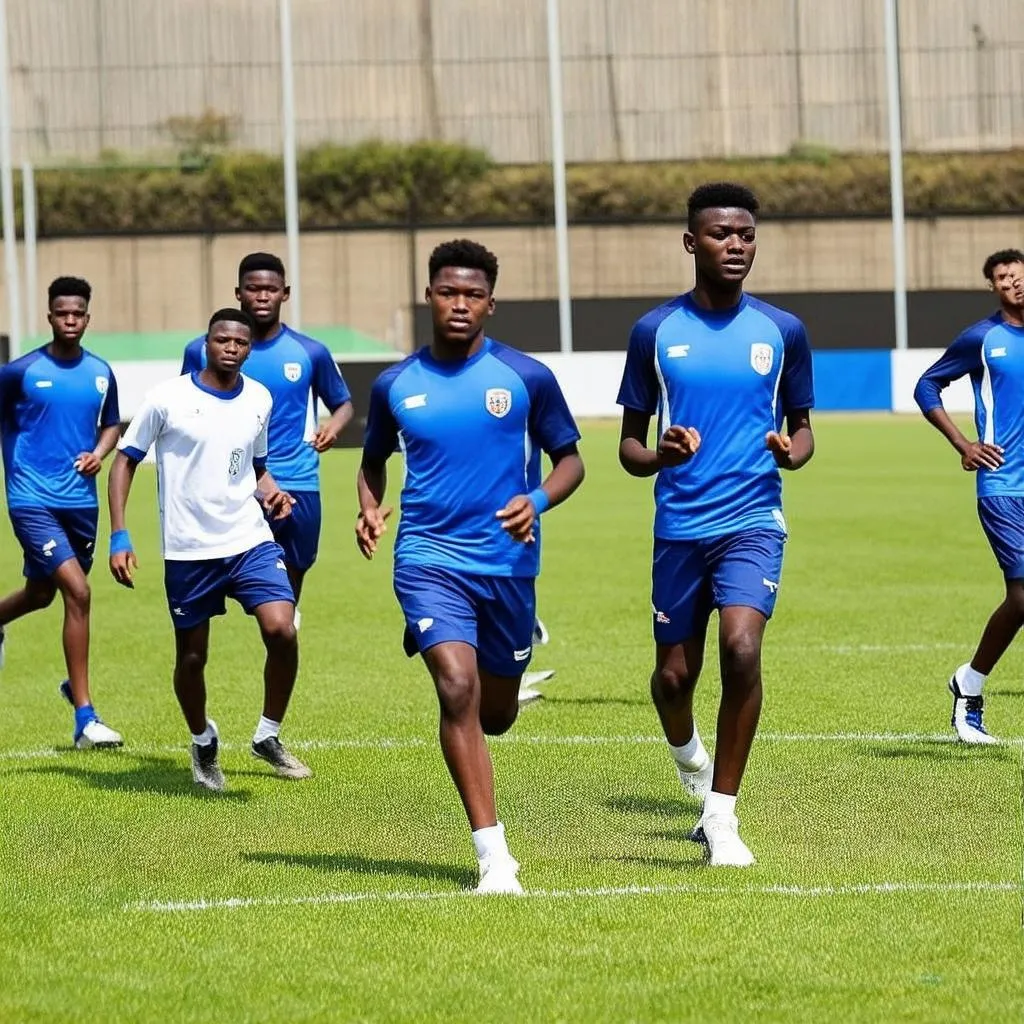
[110,529,133,556]
[528,488,550,515]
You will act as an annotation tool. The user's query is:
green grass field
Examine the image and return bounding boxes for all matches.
[1,417,1022,1022]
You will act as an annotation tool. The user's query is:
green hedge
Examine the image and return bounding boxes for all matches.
[19,142,1024,236]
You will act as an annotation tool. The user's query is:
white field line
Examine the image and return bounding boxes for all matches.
[126,879,1022,915]
[3,731,1022,764]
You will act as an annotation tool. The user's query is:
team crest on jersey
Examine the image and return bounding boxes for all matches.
[485,388,512,418]
[228,448,244,477]
[95,376,108,395]
[283,362,302,382]
[750,343,774,376]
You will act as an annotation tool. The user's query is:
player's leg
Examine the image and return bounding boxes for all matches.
[230,541,309,778]
[269,491,320,628]
[651,538,714,799]
[698,529,785,867]
[948,497,1024,743]
[165,558,227,790]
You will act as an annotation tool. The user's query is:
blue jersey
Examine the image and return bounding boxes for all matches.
[363,338,580,577]
[914,313,1024,497]
[182,325,351,492]
[0,346,120,509]
[617,292,814,541]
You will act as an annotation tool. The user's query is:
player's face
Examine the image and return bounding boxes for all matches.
[206,320,252,373]
[684,208,757,286]
[426,267,495,343]
[989,261,1024,307]
[236,270,289,326]
[47,295,90,345]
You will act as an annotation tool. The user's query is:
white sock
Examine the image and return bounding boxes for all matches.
[253,716,281,744]
[703,790,737,820]
[191,720,217,747]
[668,728,709,770]
[954,663,986,697]
[472,822,510,862]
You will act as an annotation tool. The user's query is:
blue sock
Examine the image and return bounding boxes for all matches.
[74,704,96,734]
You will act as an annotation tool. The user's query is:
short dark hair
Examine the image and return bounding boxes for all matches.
[982,249,1024,282]
[48,276,91,307]
[207,307,255,333]
[428,239,499,292]
[687,182,760,230]
[238,252,286,284]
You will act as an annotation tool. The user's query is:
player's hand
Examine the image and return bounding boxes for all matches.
[109,551,138,589]
[310,423,341,453]
[356,505,393,559]
[496,495,537,544]
[960,441,1004,472]
[657,426,701,467]
[261,488,296,520]
[765,431,793,467]
[74,452,102,476]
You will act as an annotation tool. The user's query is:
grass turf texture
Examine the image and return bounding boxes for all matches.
[0,416,1022,1022]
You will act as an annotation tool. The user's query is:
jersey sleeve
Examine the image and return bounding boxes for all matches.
[616,316,660,414]
[0,361,25,435]
[119,393,166,462]
[914,328,985,413]
[311,345,352,412]
[100,367,121,428]
[181,338,204,375]
[779,319,815,413]
[525,364,581,455]
[362,373,400,464]
[253,408,270,469]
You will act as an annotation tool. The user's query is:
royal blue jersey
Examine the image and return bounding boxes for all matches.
[617,292,814,541]
[914,313,1024,497]
[363,338,580,577]
[182,324,351,492]
[0,346,120,509]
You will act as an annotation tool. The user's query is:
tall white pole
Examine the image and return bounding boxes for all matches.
[279,0,301,329]
[545,0,573,354]
[22,160,36,340]
[0,0,22,359]
[883,0,908,351]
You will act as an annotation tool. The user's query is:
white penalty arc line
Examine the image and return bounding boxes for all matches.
[126,879,1022,915]
[2,731,1022,763]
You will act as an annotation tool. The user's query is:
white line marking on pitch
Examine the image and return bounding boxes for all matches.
[126,879,1021,915]
[3,731,1021,763]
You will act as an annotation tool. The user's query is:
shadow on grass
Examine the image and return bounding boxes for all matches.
[647,828,701,843]
[605,794,694,817]
[243,851,475,888]
[598,853,705,873]
[851,740,1016,762]
[548,697,649,708]
[986,688,1024,698]
[19,754,252,801]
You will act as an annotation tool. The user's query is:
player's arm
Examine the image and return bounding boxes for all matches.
[766,319,816,471]
[254,463,295,520]
[76,369,123,477]
[766,409,814,470]
[619,409,701,477]
[108,452,140,588]
[310,347,355,452]
[914,332,1002,471]
[355,374,398,560]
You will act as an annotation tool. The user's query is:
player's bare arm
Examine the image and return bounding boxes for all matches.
[618,408,701,477]
[497,444,585,543]
[766,409,815,470]
[107,451,140,588]
[356,456,393,560]
[922,405,1004,471]
[255,465,295,520]
[311,399,354,453]
[75,423,122,477]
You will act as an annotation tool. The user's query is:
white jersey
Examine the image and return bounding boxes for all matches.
[119,372,275,560]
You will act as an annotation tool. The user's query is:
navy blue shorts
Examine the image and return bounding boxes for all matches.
[393,564,536,678]
[652,529,786,645]
[978,496,1024,579]
[9,507,98,581]
[164,541,295,630]
[268,490,321,572]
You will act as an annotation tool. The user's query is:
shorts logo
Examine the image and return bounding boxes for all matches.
[762,578,779,594]
[172,606,186,617]
[95,376,109,395]
[283,362,302,382]
[417,617,434,633]
[485,388,512,418]
[275,559,286,571]
[655,610,671,624]
[228,448,245,477]
[42,538,57,558]
[750,343,774,376]
[513,647,531,662]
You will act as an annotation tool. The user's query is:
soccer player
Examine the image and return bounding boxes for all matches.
[182,253,352,618]
[0,276,123,748]
[356,239,584,893]
[109,308,310,791]
[913,248,1024,745]
[617,183,815,867]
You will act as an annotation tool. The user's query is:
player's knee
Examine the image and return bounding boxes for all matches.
[435,669,477,719]
[480,703,518,736]
[61,578,91,614]
[652,664,698,704]
[261,616,297,651]
[719,629,761,681]
[177,647,207,677]
[1005,586,1024,621]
